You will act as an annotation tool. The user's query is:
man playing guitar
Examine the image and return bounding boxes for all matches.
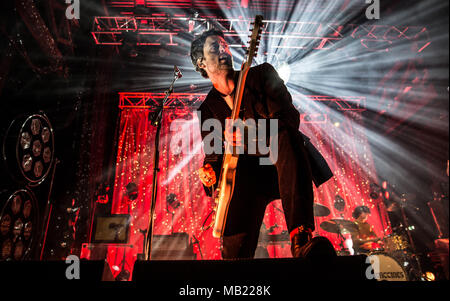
[191,28,334,259]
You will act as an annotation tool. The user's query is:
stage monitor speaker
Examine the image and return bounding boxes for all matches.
[132,255,371,282]
[92,214,130,243]
[80,243,134,260]
[150,232,195,260]
[0,259,114,282]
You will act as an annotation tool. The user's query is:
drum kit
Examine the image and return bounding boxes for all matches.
[313,202,420,281]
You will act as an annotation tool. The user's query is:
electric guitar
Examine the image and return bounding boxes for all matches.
[212,15,264,239]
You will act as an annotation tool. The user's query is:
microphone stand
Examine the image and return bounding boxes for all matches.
[144,66,182,260]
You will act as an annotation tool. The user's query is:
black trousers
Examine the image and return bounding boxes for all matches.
[222,128,314,259]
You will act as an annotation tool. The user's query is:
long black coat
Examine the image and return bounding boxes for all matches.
[197,63,332,198]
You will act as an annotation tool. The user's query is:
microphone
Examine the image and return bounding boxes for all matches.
[174,65,183,79]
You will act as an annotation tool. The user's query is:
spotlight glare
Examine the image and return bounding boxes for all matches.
[423,271,436,281]
[277,63,291,84]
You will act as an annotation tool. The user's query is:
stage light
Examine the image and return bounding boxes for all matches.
[41,127,50,143]
[277,62,291,84]
[32,140,42,157]
[20,132,31,150]
[22,154,32,172]
[23,199,32,219]
[34,161,44,178]
[0,189,38,261]
[30,118,41,135]
[13,240,24,260]
[13,219,23,237]
[3,112,55,186]
[11,195,21,215]
[43,147,52,163]
[1,239,12,260]
[23,222,32,240]
[333,122,340,127]
[334,195,346,212]
[167,193,180,211]
[125,182,138,201]
[0,215,11,236]
[423,271,436,281]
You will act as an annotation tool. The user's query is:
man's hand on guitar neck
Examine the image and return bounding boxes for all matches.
[198,163,217,187]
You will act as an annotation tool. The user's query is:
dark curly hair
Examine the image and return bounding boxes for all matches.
[352,206,371,219]
[190,29,225,78]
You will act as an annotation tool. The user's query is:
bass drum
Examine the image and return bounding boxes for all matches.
[367,252,408,281]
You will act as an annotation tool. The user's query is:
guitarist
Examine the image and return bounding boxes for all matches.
[191,29,334,259]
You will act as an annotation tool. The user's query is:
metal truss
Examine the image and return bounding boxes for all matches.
[119,92,365,124]
[119,92,366,110]
[119,92,206,109]
[92,15,430,53]
[104,0,362,11]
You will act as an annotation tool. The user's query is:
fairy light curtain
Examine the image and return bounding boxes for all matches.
[301,111,391,250]
[107,102,388,278]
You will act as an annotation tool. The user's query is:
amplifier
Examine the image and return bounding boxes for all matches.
[151,232,190,251]
[150,233,195,260]
[80,243,134,260]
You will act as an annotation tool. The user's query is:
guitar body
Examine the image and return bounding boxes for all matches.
[212,16,264,239]
[212,153,238,238]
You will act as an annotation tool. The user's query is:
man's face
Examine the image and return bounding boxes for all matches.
[198,35,233,77]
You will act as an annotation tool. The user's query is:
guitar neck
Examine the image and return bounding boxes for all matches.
[230,66,250,120]
[230,15,262,121]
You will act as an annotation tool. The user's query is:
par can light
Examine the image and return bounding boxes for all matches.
[2,112,55,186]
[0,189,39,261]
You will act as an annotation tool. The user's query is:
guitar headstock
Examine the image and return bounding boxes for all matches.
[245,15,264,65]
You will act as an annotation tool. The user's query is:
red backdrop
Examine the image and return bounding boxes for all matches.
[106,104,390,279]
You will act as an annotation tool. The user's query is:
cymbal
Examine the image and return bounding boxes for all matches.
[313,203,331,217]
[320,219,358,234]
